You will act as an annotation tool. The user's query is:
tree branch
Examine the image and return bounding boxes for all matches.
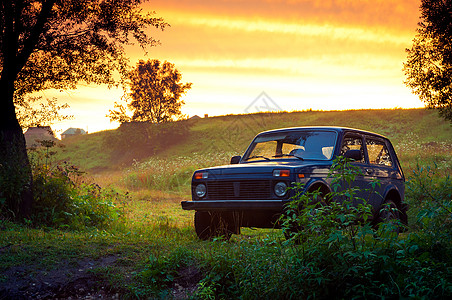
[15,0,56,74]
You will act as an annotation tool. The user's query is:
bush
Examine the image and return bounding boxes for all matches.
[406,163,452,234]
[28,143,126,230]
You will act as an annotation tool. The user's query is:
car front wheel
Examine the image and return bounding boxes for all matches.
[194,211,233,240]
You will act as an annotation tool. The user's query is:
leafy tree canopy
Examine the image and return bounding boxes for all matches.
[109,59,192,124]
[404,0,452,122]
[3,0,167,94]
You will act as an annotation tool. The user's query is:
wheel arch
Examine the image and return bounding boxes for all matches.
[306,180,331,196]
[384,188,408,225]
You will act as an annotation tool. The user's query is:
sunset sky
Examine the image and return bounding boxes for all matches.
[47,0,423,137]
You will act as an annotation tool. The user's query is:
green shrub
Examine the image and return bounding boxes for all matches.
[404,163,452,281]
[406,163,452,234]
[29,144,126,230]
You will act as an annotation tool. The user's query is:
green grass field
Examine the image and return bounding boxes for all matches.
[1,108,451,299]
[55,108,451,171]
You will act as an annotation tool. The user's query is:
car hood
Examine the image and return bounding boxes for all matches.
[199,161,330,176]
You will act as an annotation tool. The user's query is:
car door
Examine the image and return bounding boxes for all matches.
[363,136,395,209]
[339,133,371,206]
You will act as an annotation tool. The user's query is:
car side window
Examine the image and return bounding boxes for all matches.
[341,135,364,163]
[366,138,393,167]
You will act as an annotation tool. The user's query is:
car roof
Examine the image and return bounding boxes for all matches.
[257,126,388,139]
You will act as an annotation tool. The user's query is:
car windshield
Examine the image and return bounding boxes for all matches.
[244,130,337,161]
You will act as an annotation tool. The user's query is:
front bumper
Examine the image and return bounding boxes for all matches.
[181,200,288,211]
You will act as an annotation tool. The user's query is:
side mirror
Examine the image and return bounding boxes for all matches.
[230,155,241,164]
[344,149,362,161]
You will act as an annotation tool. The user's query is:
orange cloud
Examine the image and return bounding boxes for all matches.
[146,0,420,30]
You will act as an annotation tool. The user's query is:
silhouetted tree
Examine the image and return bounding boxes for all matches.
[0,0,166,218]
[109,59,192,123]
[404,0,452,122]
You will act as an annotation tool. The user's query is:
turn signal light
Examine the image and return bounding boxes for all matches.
[194,172,208,179]
[273,169,290,177]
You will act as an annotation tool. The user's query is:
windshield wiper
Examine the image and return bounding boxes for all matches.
[273,154,304,160]
[247,155,271,161]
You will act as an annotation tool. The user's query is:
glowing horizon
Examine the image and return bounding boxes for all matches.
[42,0,424,137]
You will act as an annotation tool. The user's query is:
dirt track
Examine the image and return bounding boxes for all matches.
[0,252,201,299]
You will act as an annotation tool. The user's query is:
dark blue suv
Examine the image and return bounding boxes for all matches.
[181,126,407,240]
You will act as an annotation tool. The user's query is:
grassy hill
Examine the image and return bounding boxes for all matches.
[54,108,451,173]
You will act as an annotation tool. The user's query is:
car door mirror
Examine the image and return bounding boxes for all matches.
[344,149,362,161]
[230,155,241,164]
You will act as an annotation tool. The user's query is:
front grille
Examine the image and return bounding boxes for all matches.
[207,180,272,200]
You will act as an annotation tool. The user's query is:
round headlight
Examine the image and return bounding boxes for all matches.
[195,184,207,198]
[274,181,288,197]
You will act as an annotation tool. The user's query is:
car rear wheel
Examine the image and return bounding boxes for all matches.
[377,199,401,234]
[194,211,233,240]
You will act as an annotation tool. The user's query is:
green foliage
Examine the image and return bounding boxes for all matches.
[130,247,197,298]
[28,142,126,230]
[406,163,452,251]
[281,156,375,244]
[1,157,451,298]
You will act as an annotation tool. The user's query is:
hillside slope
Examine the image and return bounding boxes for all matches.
[54,109,452,172]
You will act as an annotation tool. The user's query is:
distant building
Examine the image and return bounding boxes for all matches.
[24,126,57,148]
[189,115,201,120]
[61,127,87,139]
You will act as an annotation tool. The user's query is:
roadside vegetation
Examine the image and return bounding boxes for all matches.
[1,108,451,298]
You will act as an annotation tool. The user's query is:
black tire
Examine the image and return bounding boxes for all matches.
[194,211,233,240]
[378,199,401,234]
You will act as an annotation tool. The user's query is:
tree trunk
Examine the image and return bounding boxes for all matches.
[0,78,33,219]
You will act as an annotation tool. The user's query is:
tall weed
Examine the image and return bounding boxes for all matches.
[406,163,451,233]
[121,151,235,193]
